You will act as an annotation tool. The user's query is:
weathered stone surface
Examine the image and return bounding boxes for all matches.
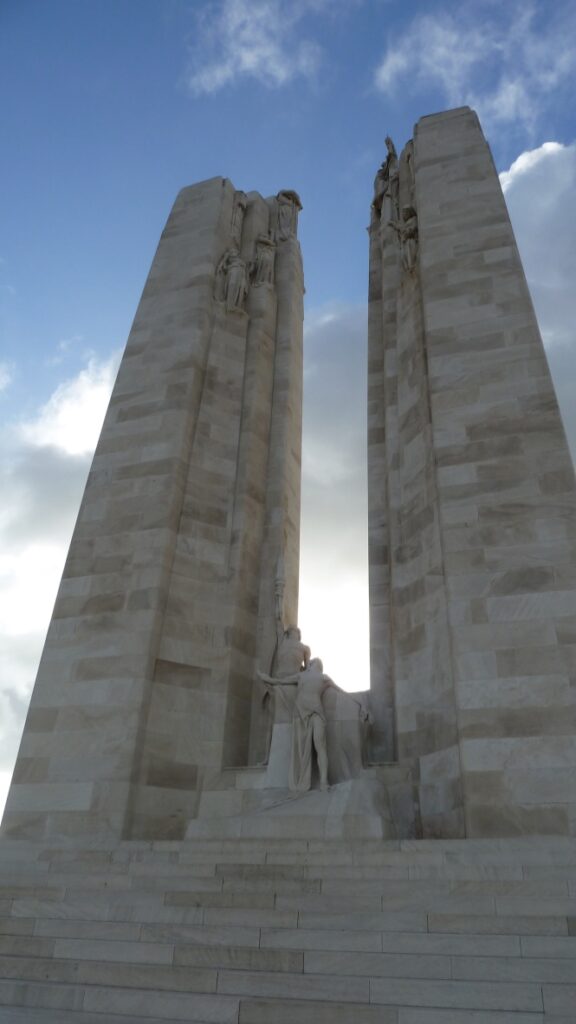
[0,835,573,1021]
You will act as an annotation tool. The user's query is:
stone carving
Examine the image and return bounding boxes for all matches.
[276,189,302,242]
[259,657,334,791]
[405,139,416,199]
[270,550,311,676]
[389,205,419,272]
[373,136,399,221]
[231,190,247,246]
[250,234,276,286]
[215,248,248,311]
[276,625,311,678]
[260,552,371,791]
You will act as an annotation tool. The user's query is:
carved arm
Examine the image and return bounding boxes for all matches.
[257,670,298,686]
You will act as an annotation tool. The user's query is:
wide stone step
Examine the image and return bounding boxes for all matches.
[239,999,394,1024]
[1,836,576,1022]
[0,978,240,1021]
[0,1008,203,1024]
[3,873,575,910]
[239,997,545,1023]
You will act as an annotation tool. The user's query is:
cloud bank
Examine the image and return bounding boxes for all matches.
[374,2,576,137]
[502,140,576,455]
[0,354,119,798]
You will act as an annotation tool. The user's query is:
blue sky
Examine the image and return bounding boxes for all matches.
[1,0,576,814]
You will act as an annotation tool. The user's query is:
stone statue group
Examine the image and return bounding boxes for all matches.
[258,626,334,792]
[214,189,302,313]
[373,135,419,272]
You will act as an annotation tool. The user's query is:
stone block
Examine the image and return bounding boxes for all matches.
[370,977,543,1012]
[239,999,396,1024]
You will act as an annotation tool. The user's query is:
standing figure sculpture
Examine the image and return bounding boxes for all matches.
[257,556,310,765]
[373,136,399,222]
[215,248,248,311]
[276,190,303,242]
[259,658,335,791]
[275,625,310,678]
[389,205,419,272]
[231,190,247,247]
[251,234,276,286]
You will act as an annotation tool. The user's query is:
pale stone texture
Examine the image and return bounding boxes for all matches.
[368,107,576,838]
[2,179,304,842]
[0,834,574,1020]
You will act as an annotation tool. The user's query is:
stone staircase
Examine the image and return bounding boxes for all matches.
[0,836,575,1022]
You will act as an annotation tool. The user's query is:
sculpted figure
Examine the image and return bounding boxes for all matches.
[214,251,228,302]
[389,205,419,273]
[259,657,335,791]
[276,189,302,242]
[276,624,310,678]
[215,249,248,311]
[251,234,276,285]
[231,190,247,247]
[404,139,415,199]
[373,135,399,221]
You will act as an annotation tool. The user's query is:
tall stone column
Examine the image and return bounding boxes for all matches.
[369,107,576,838]
[2,179,304,841]
[369,131,462,836]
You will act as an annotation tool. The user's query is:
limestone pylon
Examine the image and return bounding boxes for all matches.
[2,179,304,841]
[368,107,576,837]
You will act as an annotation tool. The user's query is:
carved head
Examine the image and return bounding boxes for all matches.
[285,625,301,640]
[385,136,397,157]
[310,657,324,672]
[277,189,303,210]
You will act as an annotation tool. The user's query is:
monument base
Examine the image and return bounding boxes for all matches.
[185,763,419,841]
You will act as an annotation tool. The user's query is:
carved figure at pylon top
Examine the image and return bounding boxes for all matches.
[373,135,399,220]
[275,190,303,242]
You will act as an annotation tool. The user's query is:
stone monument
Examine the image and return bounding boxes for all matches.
[4,107,576,846]
[1,106,576,1024]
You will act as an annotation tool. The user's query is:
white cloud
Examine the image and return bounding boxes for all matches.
[0,770,13,823]
[501,141,576,461]
[187,0,324,94]
[373,2,576,136]
[499,142,565,193]
[0,543,66,639]
[19,352,119,456]
[0,362,13,393]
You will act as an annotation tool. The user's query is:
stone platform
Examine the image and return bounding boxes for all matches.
[186,763,417,840]
[0,835,575,1021]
